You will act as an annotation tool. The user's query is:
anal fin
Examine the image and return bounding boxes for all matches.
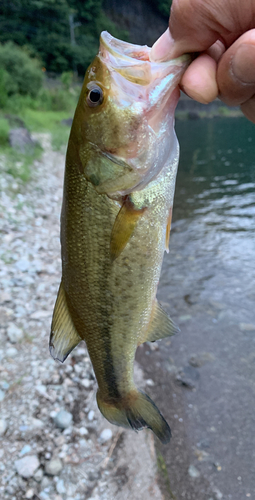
[49,281,82,362]
[139,300,179,345]
[110,196,147,261]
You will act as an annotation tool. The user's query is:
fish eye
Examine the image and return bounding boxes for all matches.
[86,85,103,107]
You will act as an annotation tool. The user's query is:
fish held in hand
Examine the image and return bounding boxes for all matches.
[50,32,189,444]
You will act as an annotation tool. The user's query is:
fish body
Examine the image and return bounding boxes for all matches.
[50,32,189,443]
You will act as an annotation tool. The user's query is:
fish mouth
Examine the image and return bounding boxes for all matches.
[99,31,190,87]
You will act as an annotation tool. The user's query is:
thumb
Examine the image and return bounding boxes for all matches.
[151,0,231,61]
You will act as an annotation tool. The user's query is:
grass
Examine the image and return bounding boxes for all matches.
[157,453,176,500]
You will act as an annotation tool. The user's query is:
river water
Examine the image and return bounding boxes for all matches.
[137,117,255,500]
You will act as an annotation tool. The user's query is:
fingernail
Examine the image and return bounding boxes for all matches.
[150,28,175,62]
[232,44,255,83]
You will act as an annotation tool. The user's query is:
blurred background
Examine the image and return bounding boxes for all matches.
[0,1,255,500]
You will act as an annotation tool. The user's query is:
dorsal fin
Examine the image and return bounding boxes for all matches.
[110,196,147,262]
[49,281,82,362]
[138,300,179,345]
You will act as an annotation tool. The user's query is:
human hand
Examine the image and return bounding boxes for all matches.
[150,0,255,123]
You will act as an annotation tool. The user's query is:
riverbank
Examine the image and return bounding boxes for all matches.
[0,134,163,500]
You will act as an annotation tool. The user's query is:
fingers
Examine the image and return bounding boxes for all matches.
[217,30,255,106]
[180,54,218,103]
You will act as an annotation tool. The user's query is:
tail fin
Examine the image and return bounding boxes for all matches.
[97,389,171,444]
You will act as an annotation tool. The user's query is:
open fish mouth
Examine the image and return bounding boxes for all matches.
[99,31,190,88]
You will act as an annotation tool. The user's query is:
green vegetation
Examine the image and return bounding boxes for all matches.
[157,453,176,499]
[152,0,172,17]
[0,0,128,75]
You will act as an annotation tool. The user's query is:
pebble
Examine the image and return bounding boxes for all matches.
[5,347,18,357]
[7,322,23,343]
[0,390,5,402]
[188,465,200,478]
[54,410,73,429]
[80,378,90,388]
[189,352,214,368]
[88,410,94,421]
[34,468,44,482]
[15,455,40,478]
[45,458,63,476]
[20,445,32,456]
[25,489,34,499]
[15,258,30,272]
[146,379,155,386]
[0,419,7,436]
[239,323,255,332]
[78,427,88,436]
[99,428,113,443]
[56,478,66,494]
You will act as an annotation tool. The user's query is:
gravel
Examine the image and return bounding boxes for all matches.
[0,133,163,500]
[0,420,7,436]
[6,323,23,343]
[54,410,73,429]
[15,455,40,478]
[44,458,63,476]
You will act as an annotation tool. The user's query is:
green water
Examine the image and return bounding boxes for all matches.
[175,117,255,227]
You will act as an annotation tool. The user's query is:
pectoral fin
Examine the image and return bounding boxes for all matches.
[139,300,179,345]
[110,197,147,261]
[49,281,82,362]
[165,208,172,253]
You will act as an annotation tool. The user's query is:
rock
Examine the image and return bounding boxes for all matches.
[9,127,36,154]
[15,258,30,272]
[56,478,66,494]
[146,379,155,386]
[88,410,94,421]
[33,467,44,482]
[20,445,32,456]
[175,366,200,389]
[188,465,200,478]
[0,291,11,303]
[61,118,73,127]
[189,352,214,368]
[239,323,255,332]
[0,419,7,436]
[31,418,44,429]
[6,347,18,357]
[15,455,40,478]
[78,427,88,436]
[54,410,73,429]
[30,310,51,320]
[99,428,113,443]
[80,378,91,388]
[45,458,63,476]
[25,489,34,499]
[0,390,5,402]
[7,323,23,343]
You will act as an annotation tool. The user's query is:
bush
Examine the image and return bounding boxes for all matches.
[0,42,43,98]
[0,69,9,107]
[0,117,10,146]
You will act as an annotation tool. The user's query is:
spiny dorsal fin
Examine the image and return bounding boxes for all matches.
[110,197,147,262]
[139,300,179,345]
[49,281,82,362]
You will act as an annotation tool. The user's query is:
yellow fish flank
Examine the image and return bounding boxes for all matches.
[50,32,189,444]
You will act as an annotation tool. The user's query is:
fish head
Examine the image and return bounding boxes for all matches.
[71,32,190,196]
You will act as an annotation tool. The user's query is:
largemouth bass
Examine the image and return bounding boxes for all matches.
[50,32,189,444]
